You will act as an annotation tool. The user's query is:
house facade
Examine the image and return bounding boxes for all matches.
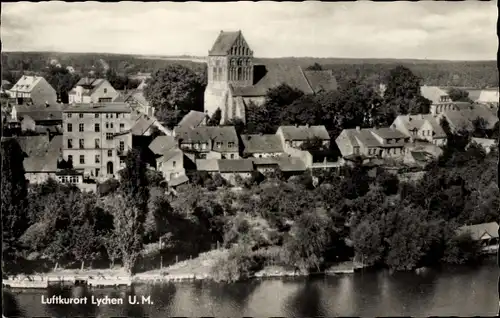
[276,125,331,151]
[420,85,456,115]
[8,75,57,106]
[148,135,186,182]
[241,134,284,158]
[62,102,133,180]
[175,126,240,160]
[68,78,119,104]
[336,127,409,159]
[391,114,447,146]
[116,90,155,117]
[204,31,338,124]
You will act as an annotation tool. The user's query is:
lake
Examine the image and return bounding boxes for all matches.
[4,259,498,317]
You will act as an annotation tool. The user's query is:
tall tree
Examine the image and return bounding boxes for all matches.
[207,108,221,126]
[43,65,80,103]
[144,64,206,122]
[383,65,428,116]
[1,138,28,264]
[447,88,472,102]
[306,63,323,71]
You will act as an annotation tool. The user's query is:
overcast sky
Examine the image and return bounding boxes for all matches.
[1,1,497,60]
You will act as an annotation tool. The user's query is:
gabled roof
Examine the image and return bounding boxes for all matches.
[169,174,189,187]
[477,89,499,103]
[231,64,314,97]
[456,222,499,241]
[443,104,498,130]
[241,134,284,154]
[303,70,338,93]
[159,148,183,163]
[177,110,207,129]
[338,128,384,149]
[278,125,330,141]
[148,135,177,155]
[70,78,107,96]
[209,31,241,56]
[176,126,239,151]
[15,135,62,172]
[470,137,497,148]
[393,114,446,138]
[10,76,44,93]
[218,159,254,173]
[371,127,408,140]
[131,115,155,136]
[420,85,449,103]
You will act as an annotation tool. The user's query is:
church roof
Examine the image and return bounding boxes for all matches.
[303,70,338,93]
[209,31,241,56]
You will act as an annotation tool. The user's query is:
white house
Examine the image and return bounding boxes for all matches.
[68,78,119,103]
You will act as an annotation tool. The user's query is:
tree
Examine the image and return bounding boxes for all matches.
[144,64,206,117]
[207,108,221,126]
[352,219,385,267]
[281,95,323,126]
[43,65,80,103]
[306,63,323,71]
[375,170,400,195]
[447,88,472,102]
[1,138,28,265]
[383,65,427,116]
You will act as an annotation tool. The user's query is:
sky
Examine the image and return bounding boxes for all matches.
[1,1,498,60]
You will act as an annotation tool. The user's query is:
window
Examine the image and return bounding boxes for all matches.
[353,146,360,155]
[95,138,100,149]
[107,150,112,157]
[199,154,207,159]
[120,158,125,165]
[119,141,125,152]
[67,123,72,132]
[120,123,125,131]
[95,113,99,118]
[172,161,176,168]
[95,123,100,132]
[95,155,100,163]
[95,168,100,176]
[216,142,223,148]
[67,139,73,149]
[79,155,85,164]
[67,113,72,118]
[201,143,207,150]
[106,133,113,140]
[110,123,114,129]
[79,113,84,118]
[387,139,392,144]
[228,142,235,148]
[79,123,84,132]
[106,122,109,129]
[104,88,108,94]
[68,155,73,163]
[79,139,84,149]
[230,154,235,159]
[106,114,109,119]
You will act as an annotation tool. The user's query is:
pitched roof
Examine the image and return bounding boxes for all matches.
[477,89,499,103]
[15,104,63,121]
[470,137,497,148]
[159,148,183,162]
[278,125,330,141]
[71,78,107,96]
[15,135,62,172]
[456,222,499,241]
[64,102,131,113]
[169,174,189,187]
[393,114,446,138]
[209,31,241,56]
[443,104,498,130]
[196,159,219,171]
[231,64,315,97]
[10,76,44,93]
[176,126,238,151]
[420,85,449,103]
[177,110,207,129]
[371,127,408,140]
[131,115,155,136]
[303,70,338,93]
[339,128,385,148]
[278,157,306,172]
[241,134,284,154]
[148,135,177,155]
[217,159,254,172]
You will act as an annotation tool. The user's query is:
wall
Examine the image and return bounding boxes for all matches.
[21,117,36,131]
[30,78,57,105]
[284,147,313,168]
[90,81,119,103]
[335,131,356,157]
[205,56,230,118]
[251,152,283,158]
[157,151,185,181]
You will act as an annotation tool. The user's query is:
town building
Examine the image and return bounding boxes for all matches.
[420,85,457,115]
[441,104,498,133]
[456,222,499,254]
[148,135,186,183]
[276,125,331,150]
[7,75,57,106]
[62,102,133,180]
[115,89,155,117]
[218,159,255,185]
[11,103,63,132]
[204,30,338,124]
[391,114,447,146]
[131,113,156,136]
[467,137,497,154]
[175,126,240,161]
[14,135,63,184]
[476,89,499,108]
[240,134,284,158]
[68,78,119,104]
[336,126,409,159]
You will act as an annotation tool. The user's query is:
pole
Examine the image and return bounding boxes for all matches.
[160,256,163,270]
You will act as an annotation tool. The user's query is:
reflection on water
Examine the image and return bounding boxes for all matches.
[9,261,498,317]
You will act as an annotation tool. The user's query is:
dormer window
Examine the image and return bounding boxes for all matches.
[228,142,235,148]
[216,142,223,148]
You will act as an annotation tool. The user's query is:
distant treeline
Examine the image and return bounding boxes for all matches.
[2,52,498,88]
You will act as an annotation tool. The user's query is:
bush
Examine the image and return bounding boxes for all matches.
[210,246,261,282]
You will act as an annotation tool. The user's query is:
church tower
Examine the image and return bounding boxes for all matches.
[204,31,254,123]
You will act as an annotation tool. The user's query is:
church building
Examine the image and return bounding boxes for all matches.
[204,31,338,124]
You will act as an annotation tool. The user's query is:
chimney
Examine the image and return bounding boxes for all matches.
[306,124,310,128]
[295,123,299,128]
[45,101,49,108]
[408,117,412,122]
[356,126,360,131]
